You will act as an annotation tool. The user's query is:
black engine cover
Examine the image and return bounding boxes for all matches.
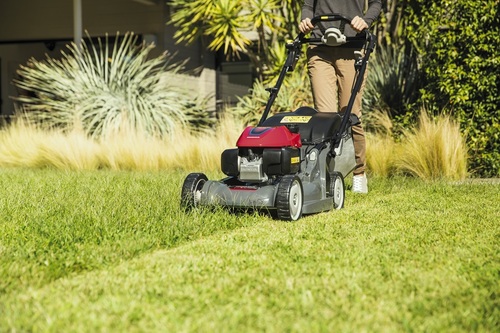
[262,147,300,175]
[221,148,239,176]
[221,147,300,177]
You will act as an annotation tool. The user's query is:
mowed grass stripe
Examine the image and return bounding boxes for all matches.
[1,174,498,332]
[0,169,259,295]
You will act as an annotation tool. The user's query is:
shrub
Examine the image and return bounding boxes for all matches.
[405,0,500,177]
[13,32,212,139]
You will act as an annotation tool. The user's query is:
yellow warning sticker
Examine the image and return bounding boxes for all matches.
[280,116,312,124]
[291,157,300,164]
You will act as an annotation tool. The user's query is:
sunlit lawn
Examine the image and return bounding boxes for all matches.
[0,169,498,332]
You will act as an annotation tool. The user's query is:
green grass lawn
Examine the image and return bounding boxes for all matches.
[0,169,498,332]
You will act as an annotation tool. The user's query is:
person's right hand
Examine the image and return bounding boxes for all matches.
[299,18,314,34]
[351,16,368,33]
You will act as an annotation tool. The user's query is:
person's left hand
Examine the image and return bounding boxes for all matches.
[351,16,368,33]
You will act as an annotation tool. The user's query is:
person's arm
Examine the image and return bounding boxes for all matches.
[352,0,382,33]
[363,0,382,26]
[299,0,315,33]
[300,0,315,21]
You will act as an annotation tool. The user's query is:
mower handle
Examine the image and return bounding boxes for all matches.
[257,14,375,128]
[283,14,364,72]
[296,14,353,41]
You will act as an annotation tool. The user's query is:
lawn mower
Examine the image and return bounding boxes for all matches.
[181,14,376,221]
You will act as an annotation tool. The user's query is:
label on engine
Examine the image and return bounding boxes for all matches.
[280,116,312,124]
[291,157,300,164]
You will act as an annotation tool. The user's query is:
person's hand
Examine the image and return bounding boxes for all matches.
[299,17,314,34]
[351,16,368,33]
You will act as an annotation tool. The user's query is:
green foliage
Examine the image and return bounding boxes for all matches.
[168,0,304,80]
[363,43,420,121]
[0,170,498,331]
[371,0,408,46]
[230,67,313,125]
[204,0,252,56]
[404,0,500,176]
[13,32,212,139]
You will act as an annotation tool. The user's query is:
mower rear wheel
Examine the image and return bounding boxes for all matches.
[180,173,208,211]
[330,172,345,209]
[276,175,303,221]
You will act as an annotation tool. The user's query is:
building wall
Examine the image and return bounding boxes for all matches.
[0,0,74,42]
[0,42,68,117]
[0,0,162,44]
[0,0,223,117]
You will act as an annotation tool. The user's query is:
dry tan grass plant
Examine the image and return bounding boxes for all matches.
[365,110,398,178]
[166,114,244,172]
[0,119,48,168]
[37,129,103,170]
[396,111,468,180]
[0,115,243,173]
[0,112,468,180]
[366,133,398,178]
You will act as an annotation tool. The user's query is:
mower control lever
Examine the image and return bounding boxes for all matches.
[321,27,347,46]
[354,50,364,69]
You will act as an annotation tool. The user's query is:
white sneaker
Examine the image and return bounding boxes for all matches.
[352,174,368,194]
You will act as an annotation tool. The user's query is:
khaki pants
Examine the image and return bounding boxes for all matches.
[307,45,367,175]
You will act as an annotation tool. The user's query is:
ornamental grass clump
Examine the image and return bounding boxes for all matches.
[396,111,468,180]
[14,32,210,139]
[0,115,242,172]
[365,110,398,178]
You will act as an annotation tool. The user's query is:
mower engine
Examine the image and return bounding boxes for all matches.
[221,125,302,183]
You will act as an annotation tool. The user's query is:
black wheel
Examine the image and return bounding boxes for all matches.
[276,175,303,221]
[180,173,208,211]
[329,172,345,209]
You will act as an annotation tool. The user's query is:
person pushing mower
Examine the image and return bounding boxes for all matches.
[299,0,382,193]
[181,7,380,220]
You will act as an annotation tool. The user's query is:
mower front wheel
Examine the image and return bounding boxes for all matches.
[276,175,303,221]
[180,173,208,211]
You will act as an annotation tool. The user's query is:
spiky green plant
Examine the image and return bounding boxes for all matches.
[230,67,313,125]
[168,0,302,80]
[362,43,419,119]
[14,32,209,139]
